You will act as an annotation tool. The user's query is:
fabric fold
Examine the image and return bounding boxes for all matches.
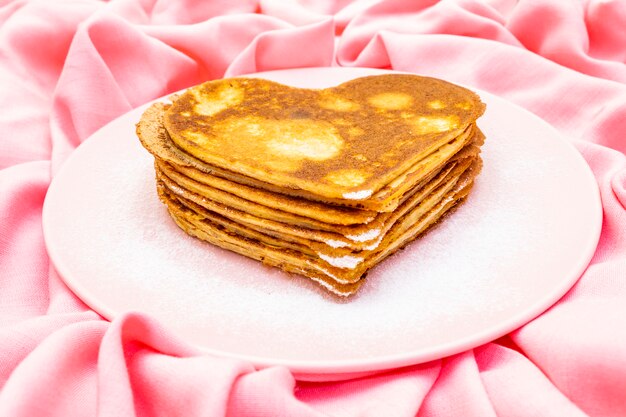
[1,0,625,415]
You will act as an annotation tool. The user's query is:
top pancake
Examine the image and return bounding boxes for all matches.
[163,74,485,201]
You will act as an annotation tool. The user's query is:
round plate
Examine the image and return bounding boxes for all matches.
[43,67,601,380]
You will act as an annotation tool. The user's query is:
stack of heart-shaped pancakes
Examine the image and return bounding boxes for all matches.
[136,74,485,296]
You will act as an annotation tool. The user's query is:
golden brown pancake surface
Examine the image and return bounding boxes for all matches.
[163,75,485,200]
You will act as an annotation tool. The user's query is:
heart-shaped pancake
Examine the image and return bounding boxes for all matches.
[163,74,484,203]
[137,73,486,297]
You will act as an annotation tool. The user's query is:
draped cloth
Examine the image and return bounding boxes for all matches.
[1,0,625,415]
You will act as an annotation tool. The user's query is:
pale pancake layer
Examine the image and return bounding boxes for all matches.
[156,155,478,254]
[157,158,480,284]
[156,129,481,235]
[158,163,477,295]
[163,198,365,297]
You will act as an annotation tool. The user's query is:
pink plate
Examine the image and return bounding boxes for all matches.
[43,67,602,381]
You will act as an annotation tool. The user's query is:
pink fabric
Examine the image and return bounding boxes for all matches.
[1,0,625,415]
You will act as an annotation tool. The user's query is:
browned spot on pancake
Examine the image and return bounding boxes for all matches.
[318,93,360,112]
[208,115,344,173]
[427,100,446,109]
[191,83,243,116]
[368,92,413,110]
[405,115,460,135]
[325,169,369,187]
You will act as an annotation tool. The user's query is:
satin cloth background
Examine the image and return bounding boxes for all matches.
[1,0,625,415]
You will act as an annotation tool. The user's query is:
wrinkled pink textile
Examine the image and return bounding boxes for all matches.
[1,0,625,415]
